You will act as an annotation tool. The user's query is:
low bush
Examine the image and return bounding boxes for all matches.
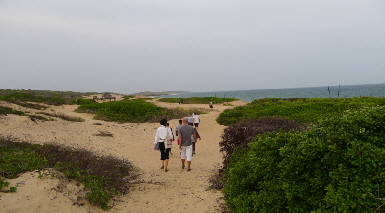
[2,100,47,110]
[217,97,385,126]
[0,106,25,115]
[76,99,165,123]
[75,98,96,105]
[223,106,385,212]
[75,99,202,123]
[0,137,139,210]
[208,117,300,191]
[0,92,68,106]
[219,117,301,172]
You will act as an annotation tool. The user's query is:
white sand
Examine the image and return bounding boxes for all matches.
[0,96,247,212]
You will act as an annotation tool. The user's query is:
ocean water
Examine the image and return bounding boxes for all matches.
[159,83,385,103]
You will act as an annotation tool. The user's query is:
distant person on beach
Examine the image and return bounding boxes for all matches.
[179,117,197,171]
[175,119,183,145]
[192,112,200,130]
[187,116,193,126]
[154,119,174,172]
[209,101,213,109]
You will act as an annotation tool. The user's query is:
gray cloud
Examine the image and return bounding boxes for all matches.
[1,1,384,94]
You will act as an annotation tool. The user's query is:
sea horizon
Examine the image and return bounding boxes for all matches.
[158,83,385,103]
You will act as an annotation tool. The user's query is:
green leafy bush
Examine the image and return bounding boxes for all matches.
[75,98,194,123]
[75,98,96,105]
[217,97,385,126]
[223,106,385,212]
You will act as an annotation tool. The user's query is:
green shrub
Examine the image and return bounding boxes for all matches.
[76,99,166,123]
[76,98,96,105]
[217,97,385,125]
[223,106,385,212]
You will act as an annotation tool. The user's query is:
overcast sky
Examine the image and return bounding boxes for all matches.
[1,1,384,94]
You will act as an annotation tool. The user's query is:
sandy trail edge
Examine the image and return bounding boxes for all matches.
[0,98,247,213]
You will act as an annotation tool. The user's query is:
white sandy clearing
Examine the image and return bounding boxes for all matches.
[0,97,247,213]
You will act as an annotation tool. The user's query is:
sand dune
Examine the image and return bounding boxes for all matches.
[0,97,247,212]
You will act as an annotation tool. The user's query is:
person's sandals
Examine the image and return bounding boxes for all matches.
[182,165,185,169]
[165,169,168,172]
[187,169,191,172]
[161,166,164,169]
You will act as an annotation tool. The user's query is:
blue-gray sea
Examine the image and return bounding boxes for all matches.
[159,83,385,103]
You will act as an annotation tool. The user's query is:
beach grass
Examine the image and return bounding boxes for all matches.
[36,112,85,122]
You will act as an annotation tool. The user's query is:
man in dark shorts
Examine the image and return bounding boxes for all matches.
[192,112,200,130]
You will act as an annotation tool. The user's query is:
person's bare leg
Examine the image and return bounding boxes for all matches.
[181,159,185,169]
[187,161,191,171]
[164,159,169,172]
[192,142,196,154]
[161,160,164,169]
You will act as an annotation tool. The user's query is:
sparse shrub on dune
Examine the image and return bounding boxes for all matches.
[0,137,140,210]
[0,106,25,115]
[36,112,85,122]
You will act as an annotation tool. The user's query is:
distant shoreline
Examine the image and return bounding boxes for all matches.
[129,91,191,97]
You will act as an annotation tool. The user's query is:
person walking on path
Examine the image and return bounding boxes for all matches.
[179,117,197,171]
[187,116,193,126]
[209,101,213,110]
[175,119,183,146]
[192,112,200,130]
[192,129,201,155]
[154,119,174,172]
[166,123,174,155]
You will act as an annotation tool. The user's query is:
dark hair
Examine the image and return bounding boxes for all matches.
[160,119,167,126]
[179,119,182,124]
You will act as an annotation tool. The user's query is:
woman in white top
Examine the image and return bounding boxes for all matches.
[154,119,174,172]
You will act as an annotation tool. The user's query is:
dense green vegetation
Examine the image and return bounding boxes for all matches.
[217,97,385,125]
[75,98,205,123]
[75,98,96,105]
[75,98,165,122]
[223,106,385,212]
[0,138,139,210]
[158,97,238,104]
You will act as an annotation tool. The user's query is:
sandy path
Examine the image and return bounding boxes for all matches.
[0,98,247,212]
